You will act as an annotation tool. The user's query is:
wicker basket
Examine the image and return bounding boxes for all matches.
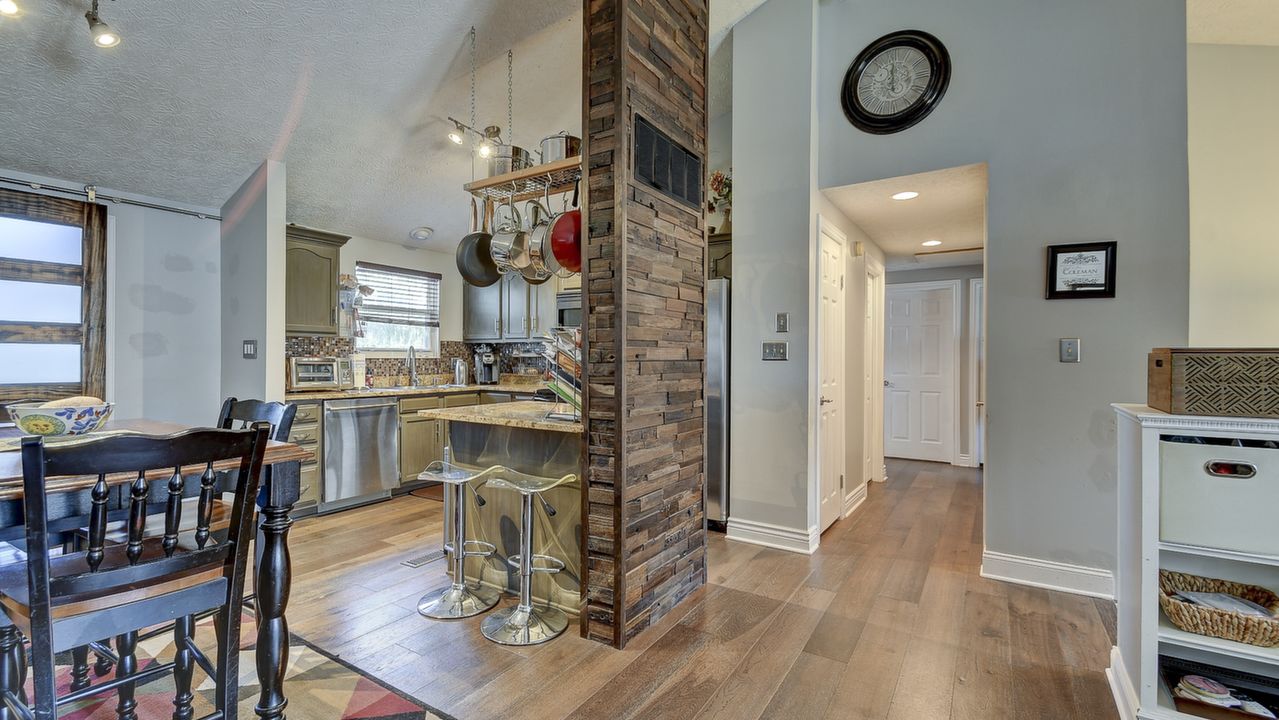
[1159,570,1279,647]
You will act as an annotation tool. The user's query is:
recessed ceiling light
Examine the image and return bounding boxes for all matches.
[922,240,942,247]
[409,227,434,242]
[892,191,919,201]
[0,0,19,17]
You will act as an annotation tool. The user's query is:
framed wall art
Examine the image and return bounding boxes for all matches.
[1045,241,1116,299]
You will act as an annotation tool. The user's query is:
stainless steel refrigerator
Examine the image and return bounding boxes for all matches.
[706,278,730,527]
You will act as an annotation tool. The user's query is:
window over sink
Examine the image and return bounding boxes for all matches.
[353,261,441,355]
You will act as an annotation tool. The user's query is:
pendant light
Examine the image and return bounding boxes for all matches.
[85,0,119,48]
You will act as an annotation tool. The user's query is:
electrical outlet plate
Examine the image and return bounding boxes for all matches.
[242,340,258,360]
[763,341,788,361]
[1059,338,1081,363]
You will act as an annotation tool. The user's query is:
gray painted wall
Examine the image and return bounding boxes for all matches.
[109,204,222,424]
[731,0,818,534]
[815,0,1188,572]
[220,160,287,402]
[732,0,1188,571]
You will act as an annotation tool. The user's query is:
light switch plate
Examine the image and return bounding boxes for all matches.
[763,341,788,361]
[1059,338,1081,363]
[776,313,789,333]
[242,339,258,360]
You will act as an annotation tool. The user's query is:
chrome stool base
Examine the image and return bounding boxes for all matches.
[418,582,501,620]
[480,604,568,646]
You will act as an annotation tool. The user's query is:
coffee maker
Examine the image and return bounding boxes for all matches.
[474,345,499,385]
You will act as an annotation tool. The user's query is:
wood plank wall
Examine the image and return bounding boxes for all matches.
[582,0,709,648]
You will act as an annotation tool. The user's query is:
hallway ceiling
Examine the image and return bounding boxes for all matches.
[1188,0,1279,45]
[823,163,988,268]
[0,0,578,250]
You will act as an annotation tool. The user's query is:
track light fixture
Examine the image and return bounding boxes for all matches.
[0,0,20,17]
[86,0,119,48]
[446,117,505,158]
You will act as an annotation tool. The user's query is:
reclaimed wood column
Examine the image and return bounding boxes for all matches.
[581,0,709,648]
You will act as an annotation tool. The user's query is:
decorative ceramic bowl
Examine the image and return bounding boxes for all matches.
[7,402,114,437]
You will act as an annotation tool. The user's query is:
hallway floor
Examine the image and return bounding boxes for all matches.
[289,459,1119,720]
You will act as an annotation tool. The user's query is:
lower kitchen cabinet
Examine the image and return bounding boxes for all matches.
[399,414,443,485]
[289,401,323,517]
[299,461,321,508]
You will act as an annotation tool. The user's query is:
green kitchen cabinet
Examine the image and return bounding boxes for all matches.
[285,225,349,335]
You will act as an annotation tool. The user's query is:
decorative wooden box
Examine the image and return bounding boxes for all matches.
[1148,348,1279,418]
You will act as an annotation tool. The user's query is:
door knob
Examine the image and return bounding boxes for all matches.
[884,380,894,387]
[820,397,833,405]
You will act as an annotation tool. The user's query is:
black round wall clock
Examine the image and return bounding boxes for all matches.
[841,30,951,135]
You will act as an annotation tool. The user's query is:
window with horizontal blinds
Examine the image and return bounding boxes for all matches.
[354,261,441,352]
[0,187,106,410]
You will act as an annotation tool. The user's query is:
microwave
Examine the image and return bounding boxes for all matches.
[556,291,582,328]
[287,357,354,391]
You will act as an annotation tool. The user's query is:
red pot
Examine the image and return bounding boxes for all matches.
[549,208,582,274]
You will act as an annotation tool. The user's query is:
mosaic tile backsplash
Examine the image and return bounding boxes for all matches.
[284,336,354,358]
[285,336,545,385]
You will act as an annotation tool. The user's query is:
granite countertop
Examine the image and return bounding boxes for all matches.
[285,381,544,403]
[417,401,583,434]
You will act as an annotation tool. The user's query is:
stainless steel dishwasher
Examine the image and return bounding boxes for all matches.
[321,397,400,513]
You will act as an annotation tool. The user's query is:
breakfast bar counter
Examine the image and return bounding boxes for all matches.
[416,401,584,616]
[415,400,583,433]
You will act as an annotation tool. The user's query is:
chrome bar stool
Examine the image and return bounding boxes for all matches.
[416,461,502,619]
[480,466,577,646]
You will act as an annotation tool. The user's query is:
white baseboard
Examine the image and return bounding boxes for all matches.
[726,518,819,554]
[842,482,868,518]
[980,550,1115,600]
[1106,646,1139,720]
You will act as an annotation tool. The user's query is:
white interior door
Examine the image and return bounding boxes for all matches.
[972,279,986,465]
[863,257,885,483]
[884,283,957,463]
[818,224,845,532]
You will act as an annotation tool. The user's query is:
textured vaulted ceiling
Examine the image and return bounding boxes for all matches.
[823,163,988,267]
[0,0,580,251]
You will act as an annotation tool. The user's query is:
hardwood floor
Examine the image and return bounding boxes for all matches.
[289,459,1119,720]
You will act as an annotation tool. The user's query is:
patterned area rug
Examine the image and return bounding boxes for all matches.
[27,612,446,719]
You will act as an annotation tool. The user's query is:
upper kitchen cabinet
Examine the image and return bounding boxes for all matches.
[463,279,504,342]
[285,225,350,335]
[462,274,558,342]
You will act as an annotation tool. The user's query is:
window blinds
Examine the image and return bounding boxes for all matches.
[354,262,441,328]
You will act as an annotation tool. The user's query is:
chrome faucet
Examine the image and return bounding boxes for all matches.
[407,345,419,387]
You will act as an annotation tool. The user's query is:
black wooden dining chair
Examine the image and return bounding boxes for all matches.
[67,398,297,687]
[1,426,269,720]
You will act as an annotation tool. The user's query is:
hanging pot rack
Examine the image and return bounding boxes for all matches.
[463,156,582,203]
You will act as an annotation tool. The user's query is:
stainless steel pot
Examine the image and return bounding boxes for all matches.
[486,145,532,177]
[539,132,582,163]
[489,199,530,272]
[521,197,554,285]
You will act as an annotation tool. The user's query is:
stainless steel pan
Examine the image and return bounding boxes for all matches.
[455,197,500,287]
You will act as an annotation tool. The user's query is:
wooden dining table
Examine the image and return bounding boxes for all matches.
[0,419,311,720]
